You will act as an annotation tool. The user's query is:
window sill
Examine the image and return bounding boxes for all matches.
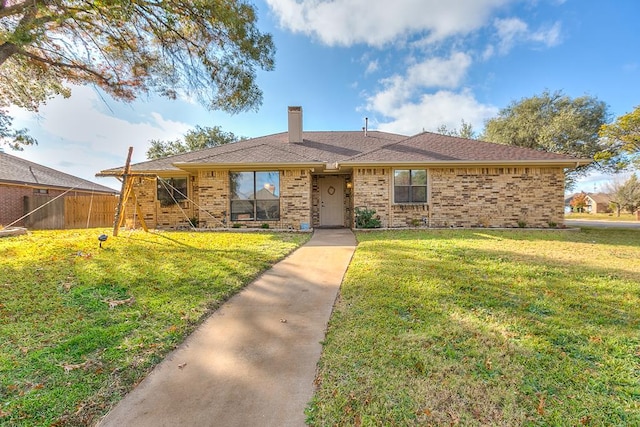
[392,202,428,206]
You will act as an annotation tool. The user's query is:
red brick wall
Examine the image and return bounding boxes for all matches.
[0,185,70,227]
[0,184,30,227]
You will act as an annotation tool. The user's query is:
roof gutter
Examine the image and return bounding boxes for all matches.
[0,179,118,194]
[100,158,593,175]
[172,161,324,171]
[342,159,594,168]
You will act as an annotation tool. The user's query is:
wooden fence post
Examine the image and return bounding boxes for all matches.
[112,147,133,236]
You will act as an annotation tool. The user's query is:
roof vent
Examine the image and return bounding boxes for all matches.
[288,106,303,143]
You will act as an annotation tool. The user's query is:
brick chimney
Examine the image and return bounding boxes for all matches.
[288,106,303,143]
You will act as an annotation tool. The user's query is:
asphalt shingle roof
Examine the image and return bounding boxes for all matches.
[586,192,611,204]
[100,130,588,174]
[346,132,582,163]
[1,151,117,193]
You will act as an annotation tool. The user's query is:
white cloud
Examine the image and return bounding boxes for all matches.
[9,86,191,188]
[365,52,496,135]
[372,89,498,135]
[266,0,512,47]
[407,52,472,88]
[368,52,473,113]
[29,87,190,160]
[266,1,565,140]
[494,17,529,53]
[494,18,562,54]
[530,22,562,47]
[365,60,379,75]
[481,44,496,61]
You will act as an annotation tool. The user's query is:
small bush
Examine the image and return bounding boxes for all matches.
[517,220,527,228]
[355,207,381,229]
[261,223,270,229]
[232,223,243,228]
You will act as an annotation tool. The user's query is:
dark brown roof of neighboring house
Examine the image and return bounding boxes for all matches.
[100,130,590,174]
[0,151,117,194]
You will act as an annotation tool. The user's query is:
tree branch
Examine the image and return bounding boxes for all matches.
[18,49,113,86]
[0,0,33,19]
[0,41,19,65]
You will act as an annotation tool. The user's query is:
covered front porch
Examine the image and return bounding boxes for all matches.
[311,173,353,228]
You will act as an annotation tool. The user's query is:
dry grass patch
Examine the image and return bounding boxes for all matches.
[565,212,637,221]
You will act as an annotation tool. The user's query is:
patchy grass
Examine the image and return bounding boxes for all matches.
[307,229,640,426]
[0,229,308,426]
[566,212,637,221]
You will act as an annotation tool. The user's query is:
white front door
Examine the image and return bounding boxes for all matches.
[319,176,344,227]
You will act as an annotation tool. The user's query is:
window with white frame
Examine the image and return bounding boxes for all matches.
[394,169,427,203]
[230,171,280,220]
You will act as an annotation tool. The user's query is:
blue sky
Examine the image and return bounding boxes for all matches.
[8,0,640,192]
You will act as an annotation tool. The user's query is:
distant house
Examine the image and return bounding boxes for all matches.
[585,193,611,213]
[99,106,591,230]
[0,151,117,228]
[565,192,612,214]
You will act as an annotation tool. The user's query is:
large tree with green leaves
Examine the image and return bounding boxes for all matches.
[482,90,611,189]
[0,0,275,149]
[598,105,640,169]
[146,125,242,159]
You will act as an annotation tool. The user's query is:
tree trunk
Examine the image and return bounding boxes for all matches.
[0,42,18,66]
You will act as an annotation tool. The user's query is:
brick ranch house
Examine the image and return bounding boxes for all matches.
[100,107,591,230]
[0,151,117,227]
[585,193,612,214]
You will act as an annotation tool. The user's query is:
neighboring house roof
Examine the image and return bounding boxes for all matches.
[100,130,591,174]
[586,192,611,204]
[0,151,117,194]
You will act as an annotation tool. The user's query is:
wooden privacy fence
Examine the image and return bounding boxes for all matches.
[65,195,119,228]
[24,194,118,229]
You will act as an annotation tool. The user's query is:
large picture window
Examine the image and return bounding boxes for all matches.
[394,170,427,203]
[157,177,188,206]
[230,171,280,221]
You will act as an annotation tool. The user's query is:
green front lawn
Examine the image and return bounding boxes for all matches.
[308,229,640,426]
[0,229,309,426]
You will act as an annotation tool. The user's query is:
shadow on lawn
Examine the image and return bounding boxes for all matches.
[0,230,306,426]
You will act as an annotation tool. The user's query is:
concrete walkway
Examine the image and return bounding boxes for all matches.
[98,229,356,427]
